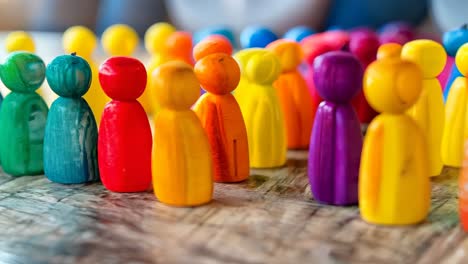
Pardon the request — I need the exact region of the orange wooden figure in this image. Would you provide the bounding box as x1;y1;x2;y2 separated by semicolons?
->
166;31;194;66
193;36;249;182
267;39;314;149
151;61;213;206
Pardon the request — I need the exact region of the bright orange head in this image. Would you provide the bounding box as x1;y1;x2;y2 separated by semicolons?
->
266;39;303;72
193;35;233;62
377;43;402;60
195;53;240;95
166;31;193;65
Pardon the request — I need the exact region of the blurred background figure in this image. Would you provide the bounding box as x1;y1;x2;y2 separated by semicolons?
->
0;0;460;39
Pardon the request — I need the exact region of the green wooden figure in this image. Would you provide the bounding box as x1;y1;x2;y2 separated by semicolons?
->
0;52;48;176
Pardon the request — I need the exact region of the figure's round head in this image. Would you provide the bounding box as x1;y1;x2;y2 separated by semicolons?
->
151;61;200;110
266;39;303;72
377;43;402;59
144;22;176;55
194;53;240;95
313;51;363;103
46;54;92;98
244;50;281;85
283;26;316;42
165;31;193;64
234;48;264;71
193;35;233;62
194;26;236;48
63;26;97;58
101;24;139;56
456;43;468;76
5;31;35;53
99;57;146;101
364;58;422;114
401;39;447;78
442;24;468;57
349;29;379;66
0;52;45;93
240;26;278;49
301;31;349;65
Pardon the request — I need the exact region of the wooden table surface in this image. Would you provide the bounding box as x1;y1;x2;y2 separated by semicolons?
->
0;150;463;264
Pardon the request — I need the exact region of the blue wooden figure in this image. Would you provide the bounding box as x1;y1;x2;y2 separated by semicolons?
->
240;26;278;49
283;26;316;42
442;24;468;101
44;54;99;184
0;52;48;176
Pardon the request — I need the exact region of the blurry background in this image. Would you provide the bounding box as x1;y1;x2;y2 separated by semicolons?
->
0;0;464;37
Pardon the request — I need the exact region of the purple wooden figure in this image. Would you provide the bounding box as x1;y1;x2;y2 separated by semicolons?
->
308;51;363;206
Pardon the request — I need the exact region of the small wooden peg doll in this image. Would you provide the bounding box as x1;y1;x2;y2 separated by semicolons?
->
266;39;314;149
44;54;98;184
376;43;402;60
308;51;363;205
63;26;109;124
98;57;152;192
165;31;194;66
151;61;213;206
442;43;468;167
193;37;249;183
360;58;430;225
233;49;286;168
402;39;446;176
0;52;48;176
240;26;278;49
101;24;139;57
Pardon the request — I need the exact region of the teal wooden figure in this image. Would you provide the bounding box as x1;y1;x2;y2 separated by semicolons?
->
44;54;99;184
0;52;48;176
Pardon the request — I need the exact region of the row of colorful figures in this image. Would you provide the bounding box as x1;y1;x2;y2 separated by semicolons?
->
1;22;468;228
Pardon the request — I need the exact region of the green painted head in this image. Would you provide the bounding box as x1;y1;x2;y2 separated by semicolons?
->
0;51;45;93
46;53;92;98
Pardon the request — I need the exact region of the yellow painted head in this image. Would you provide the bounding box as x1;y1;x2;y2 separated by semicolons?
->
5;31;35;53
101;24;139;56
401;39;447;78
235;49;281;85
266;39;303;72
364;58;422;114
144;22;176;55
456;43;468;77
152;61;200;111
63;26;97;58
376;43;402;60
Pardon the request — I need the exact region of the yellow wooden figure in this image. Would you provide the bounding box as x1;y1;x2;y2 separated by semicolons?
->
234;49;286;168
63;26;109;124
151;61;213;206
441;43;468;167
142;22;176;115
5;31;46;99
401;40;446;176
360;58;430;225
101;24;139;57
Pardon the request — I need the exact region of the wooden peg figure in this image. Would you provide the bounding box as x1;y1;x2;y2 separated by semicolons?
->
101;24;139;57
63;26;109;124
151;61;213;206
402;40;446;176
234;49;286;168
166;31;194;66
267;39;314;149
193;37;249;183
360;58;430;225
442;43;468;167
142;22;176;115
44;54;98;184
376;43;402;60
308;51;363;205
459;141;468;231
98;57;152;192
0;52;48;176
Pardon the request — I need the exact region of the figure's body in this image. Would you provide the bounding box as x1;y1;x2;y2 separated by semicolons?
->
193;37;249;182
267;39;314;149
44;54;98;184
98;57;152;192
402;40;446;175
63;26;109;124
442;43;468;167
0;52;48;176
234;49;286;168
308;51;363;205
143;22;176;115
152;61;213;206
360;58;430;225
349;28;380;124
460;140;468;231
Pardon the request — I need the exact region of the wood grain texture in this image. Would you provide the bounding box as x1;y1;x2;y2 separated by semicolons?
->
0;151;463;264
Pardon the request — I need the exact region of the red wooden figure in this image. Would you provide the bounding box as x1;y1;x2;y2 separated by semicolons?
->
193;37;249;182
98;57;152;192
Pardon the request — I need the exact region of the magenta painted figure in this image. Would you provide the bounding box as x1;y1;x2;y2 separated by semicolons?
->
308;51;363;206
